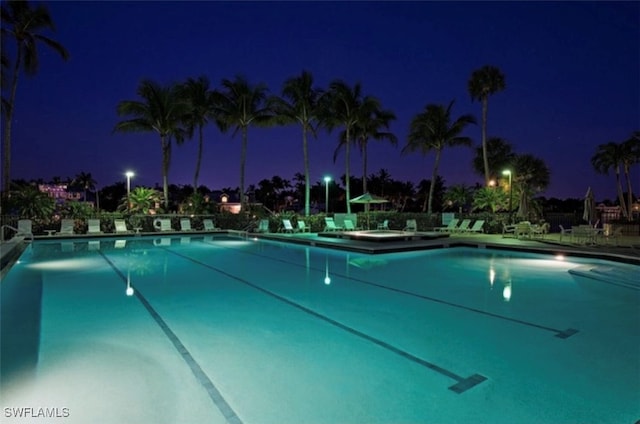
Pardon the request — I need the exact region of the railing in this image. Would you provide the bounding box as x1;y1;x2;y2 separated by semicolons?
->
0;224;34;243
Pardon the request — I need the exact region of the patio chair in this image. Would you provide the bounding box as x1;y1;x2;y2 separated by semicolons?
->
502;223;516;238
114;219;131;234
180;218;194;232
87;219;103;234
403;219;418;232
515;222;532;239
435;218;459;232
203;219;221;231
154;218;172;232
282;219;296;233
60;219;75;235
16;219;33;237
343;219;360;231
297;220;311;233
324;217;343;232
452;219;471;233
465;220;485;234
377;219;389;230
559;225;572;241
256;219;270;233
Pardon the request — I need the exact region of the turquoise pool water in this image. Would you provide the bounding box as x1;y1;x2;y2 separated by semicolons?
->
1;235;638;424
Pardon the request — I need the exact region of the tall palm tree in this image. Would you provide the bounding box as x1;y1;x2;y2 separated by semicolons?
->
271;70;322;216
1;0;69;192
472;136;516;181
214;75;272;209
338;102;397;196
323;80;379;214
402;100;476;214
591;142;628;219
468;65;506;186
620;132;640;219
72;171;97;202
114;79;188;209
179;76;222;190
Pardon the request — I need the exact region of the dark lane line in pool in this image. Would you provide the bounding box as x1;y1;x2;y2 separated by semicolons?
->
162;247;487;394
97;251;244;424
201;240;579;340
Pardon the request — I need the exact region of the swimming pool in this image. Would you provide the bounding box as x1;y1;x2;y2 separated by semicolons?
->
1;235;638;423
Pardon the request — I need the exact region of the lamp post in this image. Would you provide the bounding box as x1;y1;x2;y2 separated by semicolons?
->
502;169;512;223
324;176;331;213
126;171;134;212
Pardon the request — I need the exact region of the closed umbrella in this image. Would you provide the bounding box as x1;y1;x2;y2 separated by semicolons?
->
583;187;596;225
516;190;530;221
349;193;389;229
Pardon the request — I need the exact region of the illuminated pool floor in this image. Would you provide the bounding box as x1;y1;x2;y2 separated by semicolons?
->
1;235;639;423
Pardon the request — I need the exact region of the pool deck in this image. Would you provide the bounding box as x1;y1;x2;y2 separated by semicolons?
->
1;230;639;269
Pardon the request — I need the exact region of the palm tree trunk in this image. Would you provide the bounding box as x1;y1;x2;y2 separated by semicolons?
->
615;166;628;219
161;136;171;209
345;126;351;214
481;96;490;186
428;149;442;214
623;162;634;221
240;126;247;209
2;45;23;193
362;142;369;215
303;126;310;216
193;124;204;189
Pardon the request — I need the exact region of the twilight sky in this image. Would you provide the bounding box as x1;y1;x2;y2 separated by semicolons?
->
7;1;639;201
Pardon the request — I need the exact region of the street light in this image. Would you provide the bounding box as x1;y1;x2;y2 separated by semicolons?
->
126;171;134;212
502;169;512;223
324;176;331;214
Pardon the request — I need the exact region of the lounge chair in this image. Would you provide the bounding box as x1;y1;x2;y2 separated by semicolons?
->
502;223;516;238
87;219;103;234
465;220;485;234
282;219;296;233
297;220;311;233
16;219;33;237
203;219;220;231
343;219;361;231
114;219;131;234
324;217;343;232
559;225;572;241
377;219;389;230
154;218;172;232
515;222;532;239
435;218;459;232
403;219;417;232
60;219;75;235
180;218;193;232
451;219;471;233
256;219;270;233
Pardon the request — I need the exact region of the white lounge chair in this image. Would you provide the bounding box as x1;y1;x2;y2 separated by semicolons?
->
256;219;269;233
435;218;459;232
452;219;471;233
87;219;103;234
60;219;75;235
324;217;343;232
465;220;485;234
154;218;172;232
343;219;360;231
502;223;516;238
297;220;311;233
515;222;532;239
203;219;220;231
16;219;33;237
403;219;417;232
180;218;193;232
114;219;131;234
282;219;295;233
377;219;389;230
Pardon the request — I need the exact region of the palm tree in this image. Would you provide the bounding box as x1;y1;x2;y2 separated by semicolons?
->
114;79;188;209
323;80;379;214
444;184;473;213
271;71;322;216
1;0;70;192
472;137;515;181
512;154;550;221
402;100;476;214
179;76;223;189
119;186;163;214
591;142;628;219
72;171;97;202
620;132;640;219
214;75;272;209
472;186;508;213
468;65;506;186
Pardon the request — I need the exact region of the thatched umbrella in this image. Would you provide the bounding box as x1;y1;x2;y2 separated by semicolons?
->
349;193;389;229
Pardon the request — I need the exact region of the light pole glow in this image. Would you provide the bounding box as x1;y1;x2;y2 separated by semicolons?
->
126;171;134;212
324;176;331;214
502;170;512;223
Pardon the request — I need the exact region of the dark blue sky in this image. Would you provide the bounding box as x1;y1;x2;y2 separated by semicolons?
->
8;1;639;201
